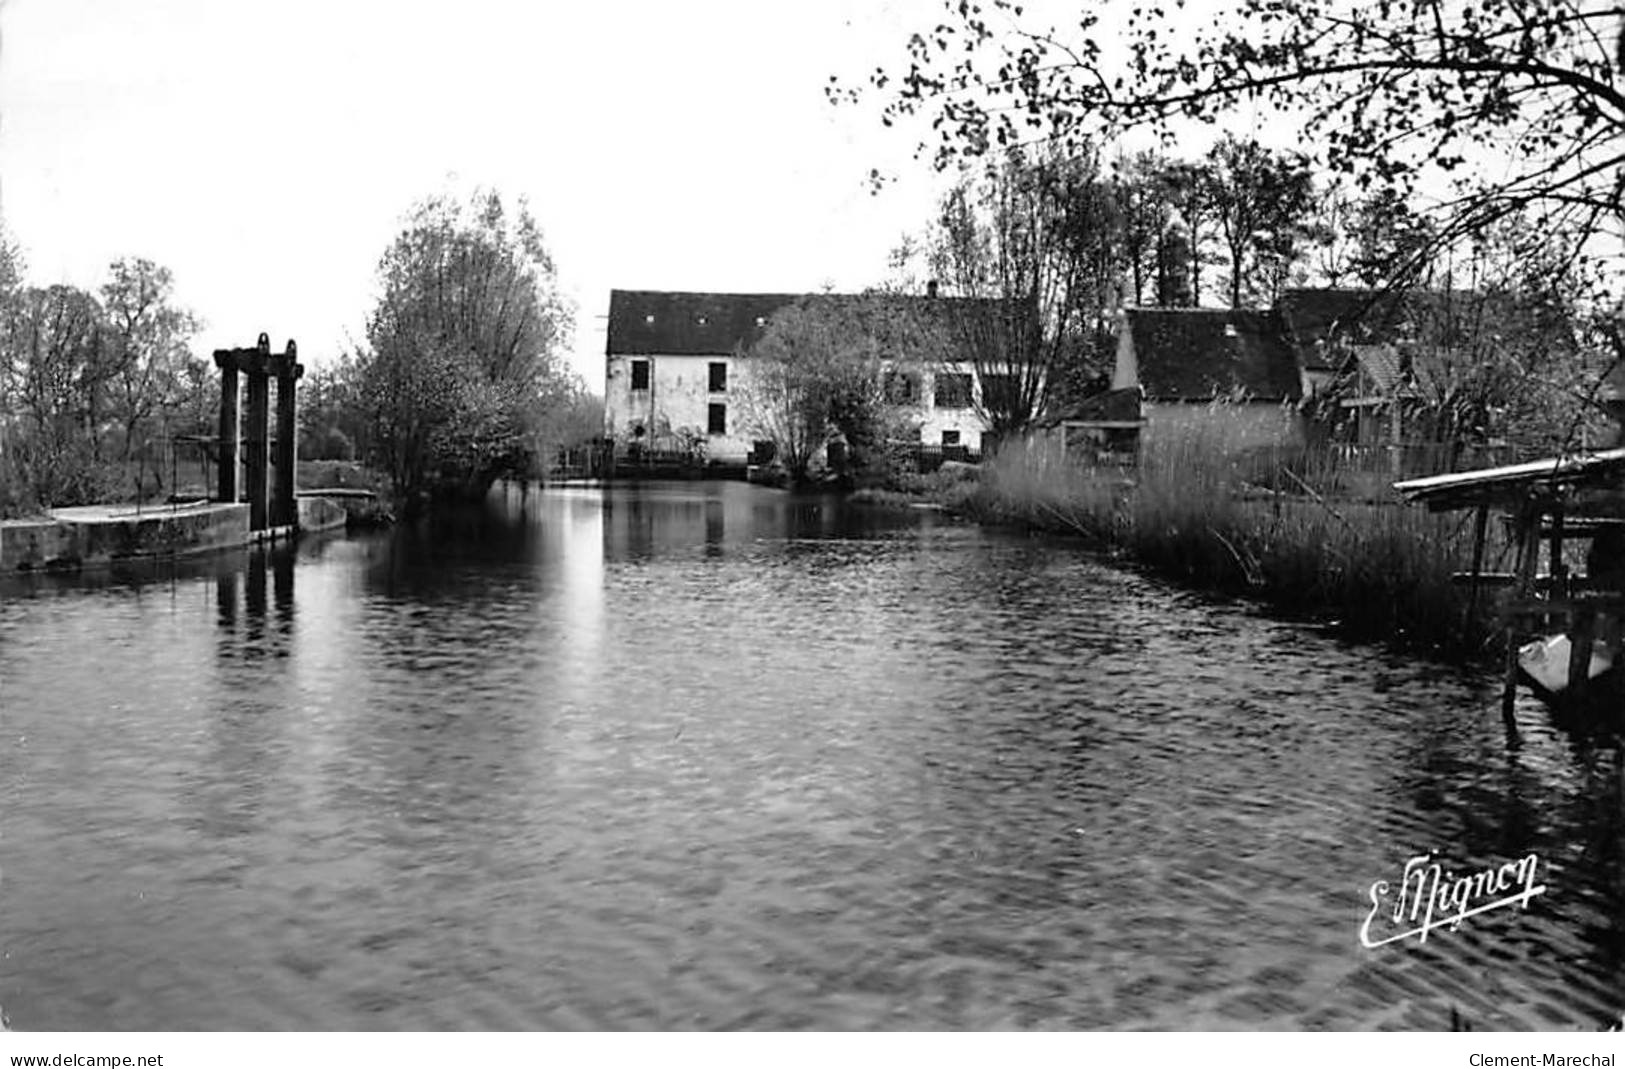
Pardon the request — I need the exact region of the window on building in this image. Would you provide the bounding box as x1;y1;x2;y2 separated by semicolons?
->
941;430;961;447
709;361;727;393
935;372;973;409
708;403;727;436
883;369;921;405
630;359;650;391
980;373;1018;414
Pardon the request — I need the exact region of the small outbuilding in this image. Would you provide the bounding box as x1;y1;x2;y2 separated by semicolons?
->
1111;307;1304;454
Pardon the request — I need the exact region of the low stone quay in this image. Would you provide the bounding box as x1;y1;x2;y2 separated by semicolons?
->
0;496;347;573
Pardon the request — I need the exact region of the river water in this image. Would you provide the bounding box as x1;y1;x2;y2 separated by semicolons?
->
1;481;1621;1030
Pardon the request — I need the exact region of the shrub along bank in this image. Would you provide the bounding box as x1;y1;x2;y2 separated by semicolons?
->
955;429;1505;660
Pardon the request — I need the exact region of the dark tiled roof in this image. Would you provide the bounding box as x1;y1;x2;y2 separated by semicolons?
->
606;291;799;356
1126;308;1301;401
605;289;1016;357
1044;387;1143;426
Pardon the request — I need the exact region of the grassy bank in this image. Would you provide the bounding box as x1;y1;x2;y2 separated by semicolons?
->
850;465;983;512
960;426;1508;660
296;460;391;495
296;460;396;527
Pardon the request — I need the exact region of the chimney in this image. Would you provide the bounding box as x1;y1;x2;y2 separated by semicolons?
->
926;279;939;299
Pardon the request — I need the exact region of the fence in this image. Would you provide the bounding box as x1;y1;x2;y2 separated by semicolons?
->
898;443;982;474
548;439;615;480
1327;441;1516;478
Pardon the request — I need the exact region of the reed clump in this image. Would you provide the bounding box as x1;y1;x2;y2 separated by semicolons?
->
966;416;1499;658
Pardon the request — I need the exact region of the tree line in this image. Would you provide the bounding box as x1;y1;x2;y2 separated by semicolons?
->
0;188;599;519
0;242;214;515
734;126;1617;486
804;0;1625;465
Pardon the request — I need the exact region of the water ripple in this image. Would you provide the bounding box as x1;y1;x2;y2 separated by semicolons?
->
0;482;1619;1030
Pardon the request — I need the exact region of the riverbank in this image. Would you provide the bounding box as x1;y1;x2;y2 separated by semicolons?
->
0;496;349;572
849;465;982;513
861;434;1503;661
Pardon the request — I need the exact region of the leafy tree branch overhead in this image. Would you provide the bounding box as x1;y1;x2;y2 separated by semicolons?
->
833;0;1625;272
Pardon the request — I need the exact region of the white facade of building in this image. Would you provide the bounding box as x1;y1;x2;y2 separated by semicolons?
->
603;290;997;464
604;350;756;462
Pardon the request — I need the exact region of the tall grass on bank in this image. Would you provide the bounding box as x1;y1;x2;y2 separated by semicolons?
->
296;460;391;496
968;420;1504;658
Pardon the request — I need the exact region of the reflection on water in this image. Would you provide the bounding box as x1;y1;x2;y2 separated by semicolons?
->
0;481;1620;1030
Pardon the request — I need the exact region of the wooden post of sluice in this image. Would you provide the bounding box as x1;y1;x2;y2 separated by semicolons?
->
214;334;303;533
272;343;301;529
1501;503;1536;743
245;358;270;532
214;355;240;503
1567;605;1597;699
1467;503;1490;625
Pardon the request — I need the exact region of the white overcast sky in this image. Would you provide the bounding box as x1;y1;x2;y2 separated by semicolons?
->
0;0;971;389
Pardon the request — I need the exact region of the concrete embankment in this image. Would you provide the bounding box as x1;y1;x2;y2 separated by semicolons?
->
0;496;349;572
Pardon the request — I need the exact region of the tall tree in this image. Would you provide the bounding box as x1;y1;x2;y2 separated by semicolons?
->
299;354;367;462
741;294;934;483
359;189;574;503
1203;135;1319;307
100;257;202;461
0;230;21;320
1349;188;1439;288
927;147;1120;438
1159;159;1215;306
1;284;119;504
0;246;210;512
1110;152;1170;306
1302;184;1359;288
740;298;864;483
0;231;26;436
